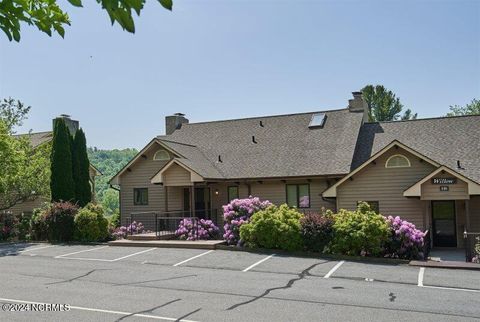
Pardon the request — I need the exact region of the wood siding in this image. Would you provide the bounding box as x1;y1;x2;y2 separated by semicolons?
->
163;164;192;186
470;196;480;232
119;143;169;224
4;197;47;216
337;147;436;229
421;174;469;200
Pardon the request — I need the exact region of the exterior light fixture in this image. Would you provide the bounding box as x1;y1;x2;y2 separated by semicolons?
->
215;189;219;195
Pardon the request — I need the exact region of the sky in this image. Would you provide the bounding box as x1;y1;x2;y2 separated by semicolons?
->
0;0;479;150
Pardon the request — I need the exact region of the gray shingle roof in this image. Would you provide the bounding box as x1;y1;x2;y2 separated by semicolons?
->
352;115;480;183
158;108;365;179
13;131;53;147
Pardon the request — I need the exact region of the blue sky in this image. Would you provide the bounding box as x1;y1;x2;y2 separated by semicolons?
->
0;0;478;149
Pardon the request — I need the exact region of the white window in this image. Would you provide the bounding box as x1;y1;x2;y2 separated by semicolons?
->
153;150;170;161
385;154;411;168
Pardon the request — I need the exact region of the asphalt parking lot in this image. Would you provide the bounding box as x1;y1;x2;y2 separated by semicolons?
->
0;243;479;322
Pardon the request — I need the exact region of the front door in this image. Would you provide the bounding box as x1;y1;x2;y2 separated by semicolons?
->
432;201;457;247
194;187;211;219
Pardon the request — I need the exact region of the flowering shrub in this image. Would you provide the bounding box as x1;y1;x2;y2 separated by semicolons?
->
0;212;19;241
472;237;480;264
240;204;304;251
331;202;389;256
175;218;220;241
383;216;425;259
223;196;272;246
112;221;146;240
300;211;334;253
40;202;78;242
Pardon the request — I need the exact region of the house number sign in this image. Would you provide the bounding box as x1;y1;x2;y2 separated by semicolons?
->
432;178;457;185
440;186;449;192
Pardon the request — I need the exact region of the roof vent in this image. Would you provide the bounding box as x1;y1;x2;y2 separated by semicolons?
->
218;155;223;163
309;113;326;128
259;120;264;127
252;136;257;144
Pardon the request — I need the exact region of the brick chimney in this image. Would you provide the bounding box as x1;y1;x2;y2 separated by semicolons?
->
348;91;369;123
165;113;189;135
53;114;79;136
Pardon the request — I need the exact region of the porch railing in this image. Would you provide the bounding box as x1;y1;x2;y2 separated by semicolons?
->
464;230;480;263
125;209;220;238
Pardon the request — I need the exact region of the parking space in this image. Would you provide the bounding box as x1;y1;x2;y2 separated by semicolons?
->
250;254;339;276
330;261;419;285
422;267;480;290
179;250;273;271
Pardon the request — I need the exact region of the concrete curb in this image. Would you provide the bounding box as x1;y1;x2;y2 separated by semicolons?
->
216;244;410;265
409;260;480;270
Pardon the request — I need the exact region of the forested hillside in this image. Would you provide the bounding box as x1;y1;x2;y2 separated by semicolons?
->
88;147;138;215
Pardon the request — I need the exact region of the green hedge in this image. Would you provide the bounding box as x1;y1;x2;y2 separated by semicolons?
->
74;203;109;242
240;204;303;251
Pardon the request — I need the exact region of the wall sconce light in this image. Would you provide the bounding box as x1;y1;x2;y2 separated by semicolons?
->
214;189;219;195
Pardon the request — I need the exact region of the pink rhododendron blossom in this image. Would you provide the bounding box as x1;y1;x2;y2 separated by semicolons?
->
175;218;219;241
384;215;425;259
222;196;272;246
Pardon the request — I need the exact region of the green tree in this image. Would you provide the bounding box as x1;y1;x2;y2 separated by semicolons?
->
0;100;50;211
101;189;120;216
362;85;417;122
1;0;173;42
72;128;91;207
447;99;480;116
50;119;75;202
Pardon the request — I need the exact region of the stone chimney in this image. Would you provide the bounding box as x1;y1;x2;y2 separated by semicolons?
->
53;114;79;136
348;91;369;122
165;113;189;135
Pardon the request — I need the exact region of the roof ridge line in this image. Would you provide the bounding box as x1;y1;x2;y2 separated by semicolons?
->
157;138;197;147
366;113;480;125
181;107;349;126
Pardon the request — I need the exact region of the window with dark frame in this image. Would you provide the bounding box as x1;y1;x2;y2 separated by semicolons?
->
228;186;239;202
286;184;310;208
357;201;379;213
134;188;148;205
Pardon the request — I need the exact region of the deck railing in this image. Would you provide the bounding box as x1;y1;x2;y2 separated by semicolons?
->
126;209;220;238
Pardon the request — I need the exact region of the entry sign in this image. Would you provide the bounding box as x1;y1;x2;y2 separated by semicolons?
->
440;186;449;192
432;178;457;185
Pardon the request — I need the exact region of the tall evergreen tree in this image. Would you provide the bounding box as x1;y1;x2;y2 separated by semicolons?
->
362;85;417;122
72;128;92;207
50;119;75;202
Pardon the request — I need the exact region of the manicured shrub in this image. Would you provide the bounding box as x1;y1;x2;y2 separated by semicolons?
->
30;206;49;241
331;202;389;256
0;212;19;241
175;218;220;241
74;203;109;242
223;196;272;246
43;201;78;242
383;216;425;259
240;204;304;251
112;221;145;240
109;211;121;229
16;213;33;241
300;212;334;253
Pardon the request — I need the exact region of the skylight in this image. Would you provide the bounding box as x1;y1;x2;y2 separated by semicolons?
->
309;113;326;128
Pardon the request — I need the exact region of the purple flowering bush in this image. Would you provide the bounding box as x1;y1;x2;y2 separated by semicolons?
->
0;212;19;241
112;221;146;240
175;218;220;241
383;216;425;260
223;196;272;246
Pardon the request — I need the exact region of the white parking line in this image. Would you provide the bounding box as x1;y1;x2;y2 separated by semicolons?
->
55;246;109;259
173;250;214;267
19;245;55;253
111;248;156;261
242;254;275;272
0;297;200;322
324;260;345;278
417;267;425;286
420;285;480;293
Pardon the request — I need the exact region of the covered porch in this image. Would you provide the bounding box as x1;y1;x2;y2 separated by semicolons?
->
404;166;480;262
